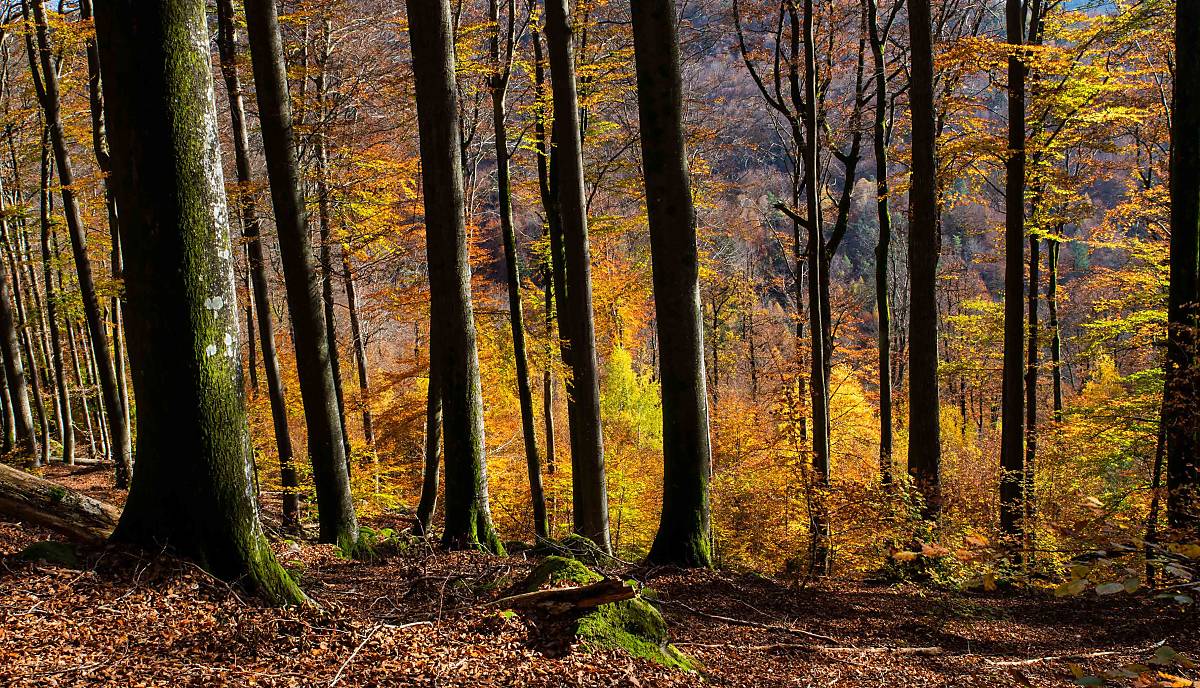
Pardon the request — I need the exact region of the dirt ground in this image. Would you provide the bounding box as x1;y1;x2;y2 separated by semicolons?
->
0;463;1195;687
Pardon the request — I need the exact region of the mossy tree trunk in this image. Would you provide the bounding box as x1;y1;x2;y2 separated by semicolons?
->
216;0;300;532
0;224;36;460
407;0;501;553
93;0;304;605
243;0;358;548
631;0;713;569
544;0;611;554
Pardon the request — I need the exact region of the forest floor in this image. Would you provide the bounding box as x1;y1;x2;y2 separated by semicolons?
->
0;464;1196;687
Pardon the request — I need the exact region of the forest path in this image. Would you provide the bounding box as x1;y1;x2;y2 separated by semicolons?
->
0;464;1194;687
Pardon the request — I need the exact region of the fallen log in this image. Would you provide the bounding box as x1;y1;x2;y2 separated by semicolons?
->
490;578;637;612
0;462;119;543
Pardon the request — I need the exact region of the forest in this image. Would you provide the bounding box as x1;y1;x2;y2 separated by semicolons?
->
0;0;1196;685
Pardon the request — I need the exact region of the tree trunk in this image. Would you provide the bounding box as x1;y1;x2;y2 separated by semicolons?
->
94;0;305;604
244;0;358;548
341;246;374;447
407;0;502;553
216;0;300;532
1048;235;1063;422
867;0;894;486
543;0;611;553
1166;0;1200;529
32;135;71;464
799;0;831;575
313;20;352;464
0;463;119;543
907;0;941;519
79;0;130;435
489;0;548;542
1025;235;1039;531
26;0;132;486
66;320;95;459
1000;0;1027;538
414;349;442;536
0;222;36;459
633;0;713;569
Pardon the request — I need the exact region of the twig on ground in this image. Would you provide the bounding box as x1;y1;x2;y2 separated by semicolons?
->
329;623;383;686
663;599;842;644
677;641;944;655
986;640;1165;667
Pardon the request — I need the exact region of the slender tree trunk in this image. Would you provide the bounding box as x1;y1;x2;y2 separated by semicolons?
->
313;20;352;463
243;248;259;394
1048;235;1063;421
633;0;713;568
1166;0;1200;529
799;0;831;574
216;0;300;532
543;0;611;552
26;0;132;485
1025;235;1039;530
414;350;442;536
0;224;36;460
489;0;548;542
244;0;358;548
340;246;374;447
30;137;71;464
94;0;305;603
66;320;95;459
79;0;130;432
407;0;502;553
867;0;894;486
0;366;12;453
1000;0;1027;538
543;273;556;476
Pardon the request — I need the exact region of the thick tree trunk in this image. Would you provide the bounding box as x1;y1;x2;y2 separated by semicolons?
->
490;0;548;542
244;0;358;549
1000;0;1027;538
907;0;941;519
26;0;131;486
544;0;611;553
867;0;894;486
633;0;714;569
94;0;305;604
1166;0;1200;529
0;463;119;542
407;0;501;553
216;0;300;532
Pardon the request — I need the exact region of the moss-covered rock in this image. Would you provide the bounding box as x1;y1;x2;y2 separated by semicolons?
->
576;597;697;671
20;541;82;569
520;555;603;592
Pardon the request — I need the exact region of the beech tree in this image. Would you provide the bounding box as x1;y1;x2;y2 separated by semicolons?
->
633;0;714;568
244;0;358;548
93;0;304;604
543;0;611;552
216;0;300;531
907;0;941;516
408;0;502;553
1167;0;1200;529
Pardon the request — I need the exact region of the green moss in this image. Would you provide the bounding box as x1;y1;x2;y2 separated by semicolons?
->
20;541;81;569
521;555;603;592
576;597;697;671
554;533;614;567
